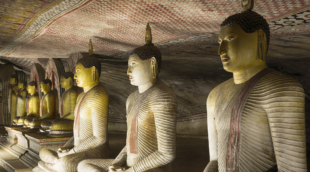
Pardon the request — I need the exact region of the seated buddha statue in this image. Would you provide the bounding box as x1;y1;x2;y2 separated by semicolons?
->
33;40;110;172
203;1;307;172
78;24;178;172
47;72;79;137
21;81;40;128
29;79;58;129
13;81;28;125
8;74;18;125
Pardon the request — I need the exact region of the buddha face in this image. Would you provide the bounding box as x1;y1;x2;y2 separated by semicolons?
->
10;77;17;85
60;76;72;89
127;54;155;86
27;85;36;95
18;83;25;90
74;64;94;88
218;23;260;73
40;82;51;94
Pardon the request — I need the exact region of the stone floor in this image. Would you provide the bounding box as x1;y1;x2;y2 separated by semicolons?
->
1;133;310;172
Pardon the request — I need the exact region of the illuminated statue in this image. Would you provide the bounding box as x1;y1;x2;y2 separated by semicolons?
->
8;74;18;125
22;82;40;127
203;0;307;172
13;81;28;125
29;79;58;129
33;40;110;172
48;72;79;137
78;24;177;172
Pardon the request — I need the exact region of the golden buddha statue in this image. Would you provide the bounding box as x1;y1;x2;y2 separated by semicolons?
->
13;81;28;125
8;74;18;125
78;24;178;172
29;79;58;129
21;81;40;128
48;72;79;137
203;0;307;172
33;40;110;172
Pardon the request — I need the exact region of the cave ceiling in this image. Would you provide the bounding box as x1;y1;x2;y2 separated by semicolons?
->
0;0;310;120
0;0;309;70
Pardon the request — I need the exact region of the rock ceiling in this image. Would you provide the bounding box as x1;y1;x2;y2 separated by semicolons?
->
0;0;309;70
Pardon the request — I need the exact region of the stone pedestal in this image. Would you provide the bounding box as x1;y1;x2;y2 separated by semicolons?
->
0;126;71;169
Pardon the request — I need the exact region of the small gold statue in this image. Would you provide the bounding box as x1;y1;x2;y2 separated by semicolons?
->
203;0;307;172
34;40;110;172
78;24;178;172
13;81;28;125
22;81;40;128
48;72;79;137
8;74;18;125
29;79;58;129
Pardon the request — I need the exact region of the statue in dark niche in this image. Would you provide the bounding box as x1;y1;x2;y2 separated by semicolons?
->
33;40;110;172
8;74;18;125
13;81;28;125
22;81;40;128
204;0;307;172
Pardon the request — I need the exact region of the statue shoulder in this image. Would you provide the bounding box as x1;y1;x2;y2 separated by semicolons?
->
86;84;109;101
259;70;304;91
149;80;177;103
208;78;234;99
126;90;139;105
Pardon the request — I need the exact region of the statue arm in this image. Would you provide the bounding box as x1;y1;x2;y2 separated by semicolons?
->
62;137;74;149
111;146;127;167
41;94;54;119
131;95;177;172
265;83;307;171
204;90;218;172
63;90;77;119
72;91;109;153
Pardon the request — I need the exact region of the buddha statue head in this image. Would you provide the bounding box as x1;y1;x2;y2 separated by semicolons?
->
218;0;269;83
10;74;18;86
27;81;37;95
74;40;101;90
40;79;52;95
18;81;27;91
127;23;161;91
61;72;74;91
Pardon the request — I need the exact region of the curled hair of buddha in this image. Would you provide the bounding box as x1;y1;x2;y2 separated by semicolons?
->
130;23;162;73
130;44;162;73
19;81;27;87
77;39;101;77
42;79;52;86
221;10;270;53
10;74;18;82
28;81;37;88
63;72;74;79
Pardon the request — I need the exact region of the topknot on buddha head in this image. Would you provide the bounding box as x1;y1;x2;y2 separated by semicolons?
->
76;40;101;77
220;10;270;52
130;23;162;73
